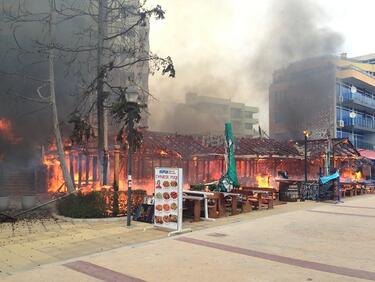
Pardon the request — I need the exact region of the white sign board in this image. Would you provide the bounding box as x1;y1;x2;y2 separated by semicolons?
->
154;167;183;231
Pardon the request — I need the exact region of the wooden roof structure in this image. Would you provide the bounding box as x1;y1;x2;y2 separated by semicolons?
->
136;132;301;159
293;138;360;159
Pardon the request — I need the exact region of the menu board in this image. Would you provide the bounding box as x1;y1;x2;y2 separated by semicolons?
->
154;168;183;231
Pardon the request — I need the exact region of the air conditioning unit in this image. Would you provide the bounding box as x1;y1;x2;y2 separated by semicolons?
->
338;95;344;103
337;120;344;128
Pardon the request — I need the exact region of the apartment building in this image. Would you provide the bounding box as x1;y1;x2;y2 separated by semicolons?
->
183;93;259;136
269;54;375;150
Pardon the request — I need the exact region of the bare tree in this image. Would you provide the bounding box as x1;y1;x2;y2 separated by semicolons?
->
0;0;75;192
53;0;175;185
0;0;175;191
48;0;75;192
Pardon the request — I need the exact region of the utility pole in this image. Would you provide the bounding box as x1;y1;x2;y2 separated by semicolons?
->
127;127;133;227
97;0;109;185
303;130;309;186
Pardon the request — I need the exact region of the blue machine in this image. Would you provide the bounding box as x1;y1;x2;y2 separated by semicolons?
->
319;171;341;202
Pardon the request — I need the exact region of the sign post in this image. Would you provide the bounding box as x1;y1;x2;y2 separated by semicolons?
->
154;167;190;236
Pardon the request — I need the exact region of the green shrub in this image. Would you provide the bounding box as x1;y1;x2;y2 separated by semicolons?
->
57;192;108;218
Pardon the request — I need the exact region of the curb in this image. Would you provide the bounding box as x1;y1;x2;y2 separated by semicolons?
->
52;213;129;223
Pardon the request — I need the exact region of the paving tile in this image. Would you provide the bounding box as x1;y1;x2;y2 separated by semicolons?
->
2;244;58;265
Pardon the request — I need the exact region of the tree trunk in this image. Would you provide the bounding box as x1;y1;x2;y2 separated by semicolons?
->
97;0;109;185
49;0;75;193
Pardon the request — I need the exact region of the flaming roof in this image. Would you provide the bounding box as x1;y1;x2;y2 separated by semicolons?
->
293;138;359;159
137;131;301;159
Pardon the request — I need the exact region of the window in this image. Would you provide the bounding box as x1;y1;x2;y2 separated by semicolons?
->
244;111;252;119
231;108;241;119
245;123;252;130
232;121;242;130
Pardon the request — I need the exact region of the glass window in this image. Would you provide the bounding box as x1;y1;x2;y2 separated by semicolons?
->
231;108;241;119
244;111;252;119
245;123;252;130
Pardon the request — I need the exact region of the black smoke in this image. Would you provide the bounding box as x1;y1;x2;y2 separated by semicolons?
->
0;0;91;163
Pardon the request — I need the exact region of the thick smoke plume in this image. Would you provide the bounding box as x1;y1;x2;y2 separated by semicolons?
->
0;0;88;163
249;0;344;90
149;0;344;134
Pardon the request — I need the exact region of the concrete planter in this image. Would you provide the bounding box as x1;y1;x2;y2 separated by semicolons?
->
0;196;10;211
21;195;37;210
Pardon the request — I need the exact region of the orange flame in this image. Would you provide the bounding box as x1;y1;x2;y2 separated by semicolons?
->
159;149;168;157
0;118;22;144
354;171;362;181
340;169;363;182
256;174;270;188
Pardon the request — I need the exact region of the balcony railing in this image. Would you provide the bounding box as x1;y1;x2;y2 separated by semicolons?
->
336;129;375;150
340;92;375;108
353;93;375;108
356;140;375;150
343;117;375;130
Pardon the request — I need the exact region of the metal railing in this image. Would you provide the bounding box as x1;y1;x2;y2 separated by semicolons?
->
340;92;375;108
343;117;375;130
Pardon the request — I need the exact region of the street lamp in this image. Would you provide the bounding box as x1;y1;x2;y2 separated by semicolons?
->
303;130;311;186
125;85;139;227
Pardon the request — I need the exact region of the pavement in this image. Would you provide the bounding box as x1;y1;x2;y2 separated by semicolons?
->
1;195;375;281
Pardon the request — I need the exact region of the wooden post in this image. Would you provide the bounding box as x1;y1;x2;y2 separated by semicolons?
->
113;145;120;216
207;160;210;181
93;156;98;182
78;153;83;189
193;200;201;222
195;160;199;182
202;160;206;181
186;160;190;183
69;153;75;187
231;195;238;215
85;154;90;186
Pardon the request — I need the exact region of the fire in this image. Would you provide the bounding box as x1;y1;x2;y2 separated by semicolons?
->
0;118;22;144
340;169;364;182
256;174;270;188
43;143;158;195
354;171;362;181
159;149;168;157
43;154;65;193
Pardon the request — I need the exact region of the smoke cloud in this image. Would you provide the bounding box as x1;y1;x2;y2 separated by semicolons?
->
0;0;89;163
148;0;344;134
0;0;346;161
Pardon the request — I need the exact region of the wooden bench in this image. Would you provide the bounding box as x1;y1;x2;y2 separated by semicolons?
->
234;187;275;211
183;195;203;222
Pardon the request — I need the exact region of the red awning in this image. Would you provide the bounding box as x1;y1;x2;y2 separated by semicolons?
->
358;149;375;160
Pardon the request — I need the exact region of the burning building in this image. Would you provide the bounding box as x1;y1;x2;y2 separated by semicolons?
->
41;131;303;195
293;138;366;182
0;0;150;199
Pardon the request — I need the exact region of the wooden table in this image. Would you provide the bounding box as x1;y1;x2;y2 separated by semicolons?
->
235;187;276;210
220;192;241;216
182;194;203;222
185;191;240;218
183;190;215;221
341;182;358;197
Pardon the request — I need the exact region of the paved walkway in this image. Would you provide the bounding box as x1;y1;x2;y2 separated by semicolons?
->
2;196;375;281
0;200;321;277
